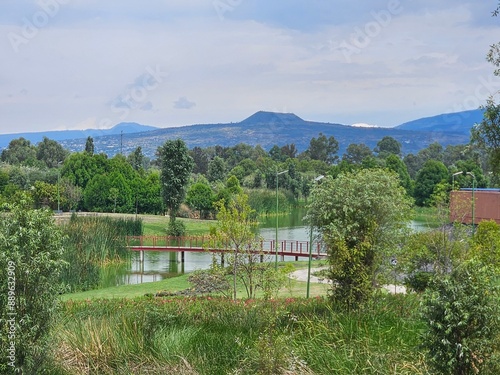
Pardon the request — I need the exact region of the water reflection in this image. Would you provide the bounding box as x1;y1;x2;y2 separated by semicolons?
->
111;206;428;286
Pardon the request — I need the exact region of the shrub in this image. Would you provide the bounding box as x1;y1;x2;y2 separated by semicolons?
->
0;198;66;373
421;259;500;374
167;219;186;237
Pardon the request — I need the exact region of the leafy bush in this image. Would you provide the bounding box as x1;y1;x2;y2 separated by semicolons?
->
166;219;186;236
0;198;66;373
421;259;500;374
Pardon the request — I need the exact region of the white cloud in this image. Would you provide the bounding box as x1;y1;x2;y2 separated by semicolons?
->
0;1;498;133
173;97;196;110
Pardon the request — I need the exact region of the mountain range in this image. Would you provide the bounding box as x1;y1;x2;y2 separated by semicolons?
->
0;109;484;158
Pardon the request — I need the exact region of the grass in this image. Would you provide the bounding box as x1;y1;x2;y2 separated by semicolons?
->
61;260;331;302
49;294;429;374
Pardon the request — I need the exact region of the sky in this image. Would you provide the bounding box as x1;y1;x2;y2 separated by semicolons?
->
1;0;500;134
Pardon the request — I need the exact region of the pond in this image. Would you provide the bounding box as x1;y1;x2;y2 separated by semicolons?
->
103;207;429;287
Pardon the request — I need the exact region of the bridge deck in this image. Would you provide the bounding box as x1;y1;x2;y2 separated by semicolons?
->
126;236;327;259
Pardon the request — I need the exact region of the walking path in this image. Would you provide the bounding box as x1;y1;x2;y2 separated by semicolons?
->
289;267;406;294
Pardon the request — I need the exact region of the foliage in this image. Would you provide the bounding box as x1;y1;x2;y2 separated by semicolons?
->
0;137;39;166
157;139;194;220
305;132;339;164
0;195;66;374
421;259;500;375
375;136;401;157
84;136;94;155
207;155;227;182
209;193;285;300
342;143;373;164
471;98;500;183
414;159;449;206
36;136;69;168
166;219;187;237
308;169;413;309
187;262;231;297
51;294;427;375
471;220;500;271
186;181;214;218
61;215;140;292
385;154;413;196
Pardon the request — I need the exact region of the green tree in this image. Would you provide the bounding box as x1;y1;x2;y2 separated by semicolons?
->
385;154;413;195
0;195;66;373
374;136;401;157
308;169;412;309
127;146;148;172
36;136;69;168
85;136;94;155
157;139;194;221
414;159;449;206
207;156;227;182
186;182;214;218
0;137;38;166
421;259;500;375
211;193;284;300
471;98;500;182
471;220;500;272
305;133;339;164
342;143;373;164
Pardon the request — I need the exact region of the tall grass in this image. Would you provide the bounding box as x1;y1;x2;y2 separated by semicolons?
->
60;215;143;292
49;295;430;374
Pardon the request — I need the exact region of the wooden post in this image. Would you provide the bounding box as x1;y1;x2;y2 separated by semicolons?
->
181;251;185;263
221;253;225;267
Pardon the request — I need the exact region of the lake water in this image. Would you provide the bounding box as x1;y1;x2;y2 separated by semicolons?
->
106;208;428;287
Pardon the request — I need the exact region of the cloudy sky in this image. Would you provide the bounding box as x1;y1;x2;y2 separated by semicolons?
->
1;0;500;134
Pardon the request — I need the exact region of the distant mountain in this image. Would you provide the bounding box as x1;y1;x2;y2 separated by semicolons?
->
0;122;157;150
56;111;471;158
395;109;484;135
2;110;480;158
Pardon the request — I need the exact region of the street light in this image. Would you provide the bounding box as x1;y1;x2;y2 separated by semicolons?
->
275;170;287;270
57;161;62;213
307;175;324;298
466;172;476;234
452;171;463;190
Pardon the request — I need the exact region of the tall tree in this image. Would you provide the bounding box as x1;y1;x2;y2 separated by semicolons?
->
471;98;500;182
414;159;449;206
84;136;94;155
308;169;412;309
374;136;401;157
36;137;69;168
207;156;227;182
0;195;66;373
306;133;339;164
157;139;194;221
0;137;38;166
342;143;373;164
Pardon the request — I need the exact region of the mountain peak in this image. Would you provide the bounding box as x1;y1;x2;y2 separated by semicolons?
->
239;111;306;126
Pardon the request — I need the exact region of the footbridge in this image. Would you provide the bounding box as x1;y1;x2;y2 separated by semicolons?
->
125;235;327;262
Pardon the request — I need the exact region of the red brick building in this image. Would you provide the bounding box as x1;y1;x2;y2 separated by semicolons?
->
450;189;500;225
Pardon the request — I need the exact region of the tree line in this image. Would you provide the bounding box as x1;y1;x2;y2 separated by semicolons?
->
0;122;497;218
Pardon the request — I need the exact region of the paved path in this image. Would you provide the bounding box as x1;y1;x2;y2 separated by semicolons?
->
289;267;407;294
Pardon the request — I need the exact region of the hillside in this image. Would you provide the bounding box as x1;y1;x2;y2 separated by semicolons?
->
0;122;158;150
58;111;471;158
1;110;481;158
395;109;484;135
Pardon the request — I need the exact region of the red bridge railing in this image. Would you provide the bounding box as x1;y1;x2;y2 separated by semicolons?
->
125;235;327;258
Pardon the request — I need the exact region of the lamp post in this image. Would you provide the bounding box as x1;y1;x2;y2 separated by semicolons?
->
452;171;463;190
275;170;287;270
57;161;62;213
466;172;476;234
306;175;324;298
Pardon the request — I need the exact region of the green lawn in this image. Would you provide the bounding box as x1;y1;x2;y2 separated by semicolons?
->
61;260;330;302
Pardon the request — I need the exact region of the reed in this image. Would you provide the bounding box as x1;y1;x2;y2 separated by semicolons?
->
49;295;430;374
60;215;142;292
